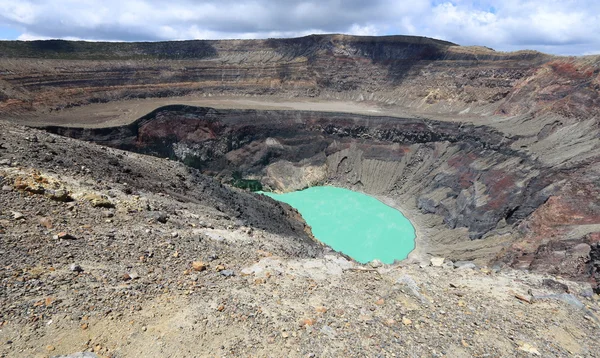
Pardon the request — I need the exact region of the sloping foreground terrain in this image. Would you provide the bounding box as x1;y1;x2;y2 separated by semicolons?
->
0;34;599;356
0;120;599;357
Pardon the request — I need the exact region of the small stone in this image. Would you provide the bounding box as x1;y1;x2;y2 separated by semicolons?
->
47;189;72;202
81;322;89;330
402;317;412;325
121;273;132;281
315;306;328;313
454;261;477;270
384;319;396;327
254;278;265;284
1;185;11;191
142;326;147;332
128;272;139;280
358;314;373;322
192;261;207;272
148;212;168;223
11;211;24;220
90;197;115;208
281;332;290;338
518;343;540;355
215;264;226;272
70;264;84;273
300;318;316;327
514;293;532;304
172;251;179;258
46;345;55;351
375;298;385;306
45;297;55;307
217;305;225;312
171;232;179;238
0;159;10;166
220;269;235;277
39;217;53;229
430;257;445;267
56;232;77;240
369;259;383;268
320;325;335;338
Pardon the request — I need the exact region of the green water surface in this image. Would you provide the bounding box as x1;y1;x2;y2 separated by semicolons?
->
261;186;415;264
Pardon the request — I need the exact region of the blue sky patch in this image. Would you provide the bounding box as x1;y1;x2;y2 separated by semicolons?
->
0;26;21;40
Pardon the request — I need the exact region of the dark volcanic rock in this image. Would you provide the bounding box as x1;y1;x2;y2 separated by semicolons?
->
590;242;600;293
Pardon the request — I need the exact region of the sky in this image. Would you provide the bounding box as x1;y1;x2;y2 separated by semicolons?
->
0;0;598;56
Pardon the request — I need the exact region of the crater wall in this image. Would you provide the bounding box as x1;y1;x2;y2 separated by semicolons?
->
42;105;600;290
3;34;599;122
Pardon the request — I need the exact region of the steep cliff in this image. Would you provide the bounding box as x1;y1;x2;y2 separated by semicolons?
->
0;34;558;118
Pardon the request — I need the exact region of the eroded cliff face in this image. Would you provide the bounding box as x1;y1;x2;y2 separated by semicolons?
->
0;34;583;119
41;105;600;291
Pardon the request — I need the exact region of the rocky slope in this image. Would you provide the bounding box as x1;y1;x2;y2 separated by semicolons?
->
1;120;599;358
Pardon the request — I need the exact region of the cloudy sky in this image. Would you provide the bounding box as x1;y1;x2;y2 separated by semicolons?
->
0;0;598;55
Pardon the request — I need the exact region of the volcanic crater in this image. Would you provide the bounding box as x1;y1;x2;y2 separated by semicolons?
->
1;34;600;357
2;34;599;285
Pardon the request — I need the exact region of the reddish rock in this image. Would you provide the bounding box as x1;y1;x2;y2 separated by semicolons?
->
192;261;207;272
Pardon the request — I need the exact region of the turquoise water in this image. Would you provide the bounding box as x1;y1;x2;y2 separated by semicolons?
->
261;186;415;264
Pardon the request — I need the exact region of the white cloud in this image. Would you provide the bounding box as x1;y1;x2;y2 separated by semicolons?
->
16;33;53;41
348;24;381;37
1;0;600;55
